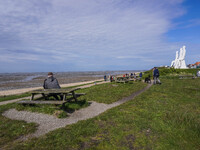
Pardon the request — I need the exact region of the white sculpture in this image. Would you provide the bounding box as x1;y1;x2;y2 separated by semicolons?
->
171;51;179;67
179;46;187;68
171;46;187;69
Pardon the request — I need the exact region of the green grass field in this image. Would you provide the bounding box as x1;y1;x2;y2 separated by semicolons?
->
0;93;31;102
78;82;147;104
0;70;199;149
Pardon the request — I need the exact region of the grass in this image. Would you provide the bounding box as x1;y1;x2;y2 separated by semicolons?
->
0;70;200;149
2;81;146;118
14;99;90;118
142;67;199;79
77;81;147;104
0;103;37;148
62;80;103;89
0;93;31;102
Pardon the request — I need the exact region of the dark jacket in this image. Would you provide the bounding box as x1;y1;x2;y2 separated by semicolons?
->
43;76;61;89
153;69;159;77
139;72;143;77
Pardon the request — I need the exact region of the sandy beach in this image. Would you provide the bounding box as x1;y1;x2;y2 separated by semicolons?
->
0;79;103;96
0;71;140;96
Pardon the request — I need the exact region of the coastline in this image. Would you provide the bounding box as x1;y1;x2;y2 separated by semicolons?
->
0;79;104;96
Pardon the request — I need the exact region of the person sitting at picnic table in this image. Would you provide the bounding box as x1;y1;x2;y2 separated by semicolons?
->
153;67;161;85
133;73;136;79
130;73;133;77
43;72;63;100
110;75;114;82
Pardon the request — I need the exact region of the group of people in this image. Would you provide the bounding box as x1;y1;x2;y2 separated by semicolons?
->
43;68;199;100
104;75;114;82
45;67;200;100
104;72;143;82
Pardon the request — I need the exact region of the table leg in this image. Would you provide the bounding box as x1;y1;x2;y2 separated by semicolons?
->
63;94;66;101
72;91;77;101
30;94;35;101
42;93;47;100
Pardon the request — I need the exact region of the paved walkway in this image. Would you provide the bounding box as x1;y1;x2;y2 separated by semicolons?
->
2;83;152;141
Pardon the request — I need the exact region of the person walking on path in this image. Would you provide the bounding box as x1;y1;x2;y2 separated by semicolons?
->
43;72;63;100
153;67;161;85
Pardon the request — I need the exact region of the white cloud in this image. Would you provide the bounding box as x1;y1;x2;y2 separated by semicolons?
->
0;0;187;71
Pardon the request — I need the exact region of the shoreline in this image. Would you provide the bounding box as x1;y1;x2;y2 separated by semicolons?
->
0;79;104;96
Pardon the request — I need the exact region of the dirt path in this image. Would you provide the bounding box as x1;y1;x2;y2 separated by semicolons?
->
0;81;108;106
2;83;152;140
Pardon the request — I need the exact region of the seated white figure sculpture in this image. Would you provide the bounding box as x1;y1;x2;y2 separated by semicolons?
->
171;51;179;67
179;46;187;68
171;46;187;69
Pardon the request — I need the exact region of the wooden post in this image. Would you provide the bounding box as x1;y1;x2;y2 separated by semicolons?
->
42;93;48;100
72;91;77;102
30;94;35;101
63;94;66;101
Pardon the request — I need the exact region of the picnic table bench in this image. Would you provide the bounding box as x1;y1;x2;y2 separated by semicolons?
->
115;76;140;83
18;88;85;105
179;75;195;79
115;77;129;84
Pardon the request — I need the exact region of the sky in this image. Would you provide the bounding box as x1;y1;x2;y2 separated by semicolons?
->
0;0;200;73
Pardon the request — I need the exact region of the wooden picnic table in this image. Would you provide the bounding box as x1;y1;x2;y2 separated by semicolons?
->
29;88;81;101
116;77;129;81
17;88;85;106
179;75;195;79
115;76;140;83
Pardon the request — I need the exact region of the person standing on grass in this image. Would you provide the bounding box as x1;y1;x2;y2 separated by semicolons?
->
133;73;137;79
139;72;143;79
110;75;113;82
104;75;107;81
153;67;161;85
43;72;63;100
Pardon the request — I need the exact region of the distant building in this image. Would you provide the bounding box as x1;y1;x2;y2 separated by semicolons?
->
187;62;200;68
195;62;200;68
187;64;193;68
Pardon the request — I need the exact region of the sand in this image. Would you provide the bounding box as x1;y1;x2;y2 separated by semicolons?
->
0;79;104;96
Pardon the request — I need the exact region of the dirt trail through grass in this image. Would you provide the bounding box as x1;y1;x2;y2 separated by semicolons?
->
2;83;152;140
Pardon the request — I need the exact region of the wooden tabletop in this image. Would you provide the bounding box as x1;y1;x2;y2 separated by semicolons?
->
29;88;80;94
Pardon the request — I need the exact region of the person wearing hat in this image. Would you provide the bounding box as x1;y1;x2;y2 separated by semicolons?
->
43;72;63;100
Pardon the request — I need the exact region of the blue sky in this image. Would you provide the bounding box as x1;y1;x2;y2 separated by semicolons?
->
0;0;200;73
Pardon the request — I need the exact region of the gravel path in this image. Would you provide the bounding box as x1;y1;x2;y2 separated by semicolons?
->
2;83;152;140
0;81;107;106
